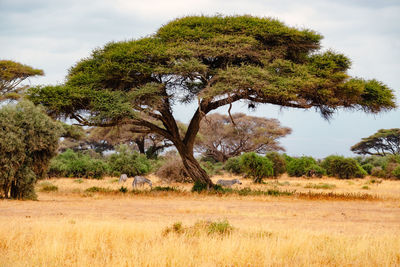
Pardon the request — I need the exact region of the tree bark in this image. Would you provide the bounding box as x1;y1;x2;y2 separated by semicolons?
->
174;139;214;188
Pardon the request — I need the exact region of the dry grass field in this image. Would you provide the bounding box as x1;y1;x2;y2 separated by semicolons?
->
1;174;400;266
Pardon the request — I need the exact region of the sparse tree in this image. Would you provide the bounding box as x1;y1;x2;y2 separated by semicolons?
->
0;60;43;101
0;101;63;199
196;113;291;162
351;129;400;156
28;15;396;187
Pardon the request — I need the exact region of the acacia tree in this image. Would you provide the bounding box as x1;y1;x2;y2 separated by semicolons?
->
196;113;291;162
28;15;396;187
351;128;400;156
0;60;43;101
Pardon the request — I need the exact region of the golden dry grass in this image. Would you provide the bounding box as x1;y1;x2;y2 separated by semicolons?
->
1;175;400;266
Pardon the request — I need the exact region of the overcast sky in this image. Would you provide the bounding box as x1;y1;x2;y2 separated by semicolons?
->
1;0;399;158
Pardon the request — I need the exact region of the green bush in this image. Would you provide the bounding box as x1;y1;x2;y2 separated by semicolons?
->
223;157;242;174
0;101;63;199
286;156;316;177
392;165;400;179
265;152;286;177
240;152;274;183
39;182;58;192
49;149;109;178
201;161;223;176
305;164;326;178
321;155;366;179
107;145;151;176
361;163;374;174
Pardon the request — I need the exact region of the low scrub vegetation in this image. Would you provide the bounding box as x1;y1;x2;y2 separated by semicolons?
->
322;156;366;179
163;220;234;236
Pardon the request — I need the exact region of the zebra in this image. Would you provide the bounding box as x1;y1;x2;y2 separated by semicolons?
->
216;179;242;188
132;176;153;189
119;174;128;183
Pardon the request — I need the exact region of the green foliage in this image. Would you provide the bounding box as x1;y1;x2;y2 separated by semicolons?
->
265;152;286;177
351;128;400;156
240;152;274;183
305;164;326;178
27;15;396;185
200;161;223;176
49;149;109;178
392;166;400;179
286;156;316;177
0;60;44;101
151;186;180;192
107;145;152;176
38;182;58;192
119;186;128;193
223;157;242;174
84;186;112;193
0;101;63;199
361;163;374;174
163;220;234;236
321;155;367;179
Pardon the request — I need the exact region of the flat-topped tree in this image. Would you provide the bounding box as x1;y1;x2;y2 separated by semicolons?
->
28;15;396;187
351;129;400;156
0;60;43;101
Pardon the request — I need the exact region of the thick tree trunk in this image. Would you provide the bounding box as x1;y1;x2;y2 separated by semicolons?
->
134;137;146;154
174;141;214;188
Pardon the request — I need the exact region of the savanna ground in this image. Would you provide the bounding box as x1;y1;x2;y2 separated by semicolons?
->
1;174;400;266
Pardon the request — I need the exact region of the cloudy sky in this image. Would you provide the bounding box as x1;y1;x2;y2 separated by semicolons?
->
1;0;399;158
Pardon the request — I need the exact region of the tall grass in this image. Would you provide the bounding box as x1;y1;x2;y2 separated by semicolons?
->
0;219;398;266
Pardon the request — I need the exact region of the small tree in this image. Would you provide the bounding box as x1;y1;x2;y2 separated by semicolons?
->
265;152;287;177
286;156;317;177
321;155;366;179
196;113;291;162
240;152;274;183
351;129;400;156
0;60;43;101
0;101;63;199
28;15;396;187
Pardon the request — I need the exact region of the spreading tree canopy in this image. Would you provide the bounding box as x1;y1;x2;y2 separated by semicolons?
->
196;113;291;162
0;60;43;101
351;128;400;156
28;15;396;187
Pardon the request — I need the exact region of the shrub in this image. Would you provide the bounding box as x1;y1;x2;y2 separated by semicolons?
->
84;186;112;193
119;186;128;193
265;152;286;177
163;220;234;236
155;157;191;183
223;157;242;174
0;101;63;199
191;181;223;192
305;164;326;178
386;163;400;178
49;149;109;178
286;156;316;177
371;166;386;178
361;163;374;174
151;186;180;192
321;155;366;179
201;161;223;176
38;182;58;192
240;152;274;183
392;165;400;179
108;145;151;177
